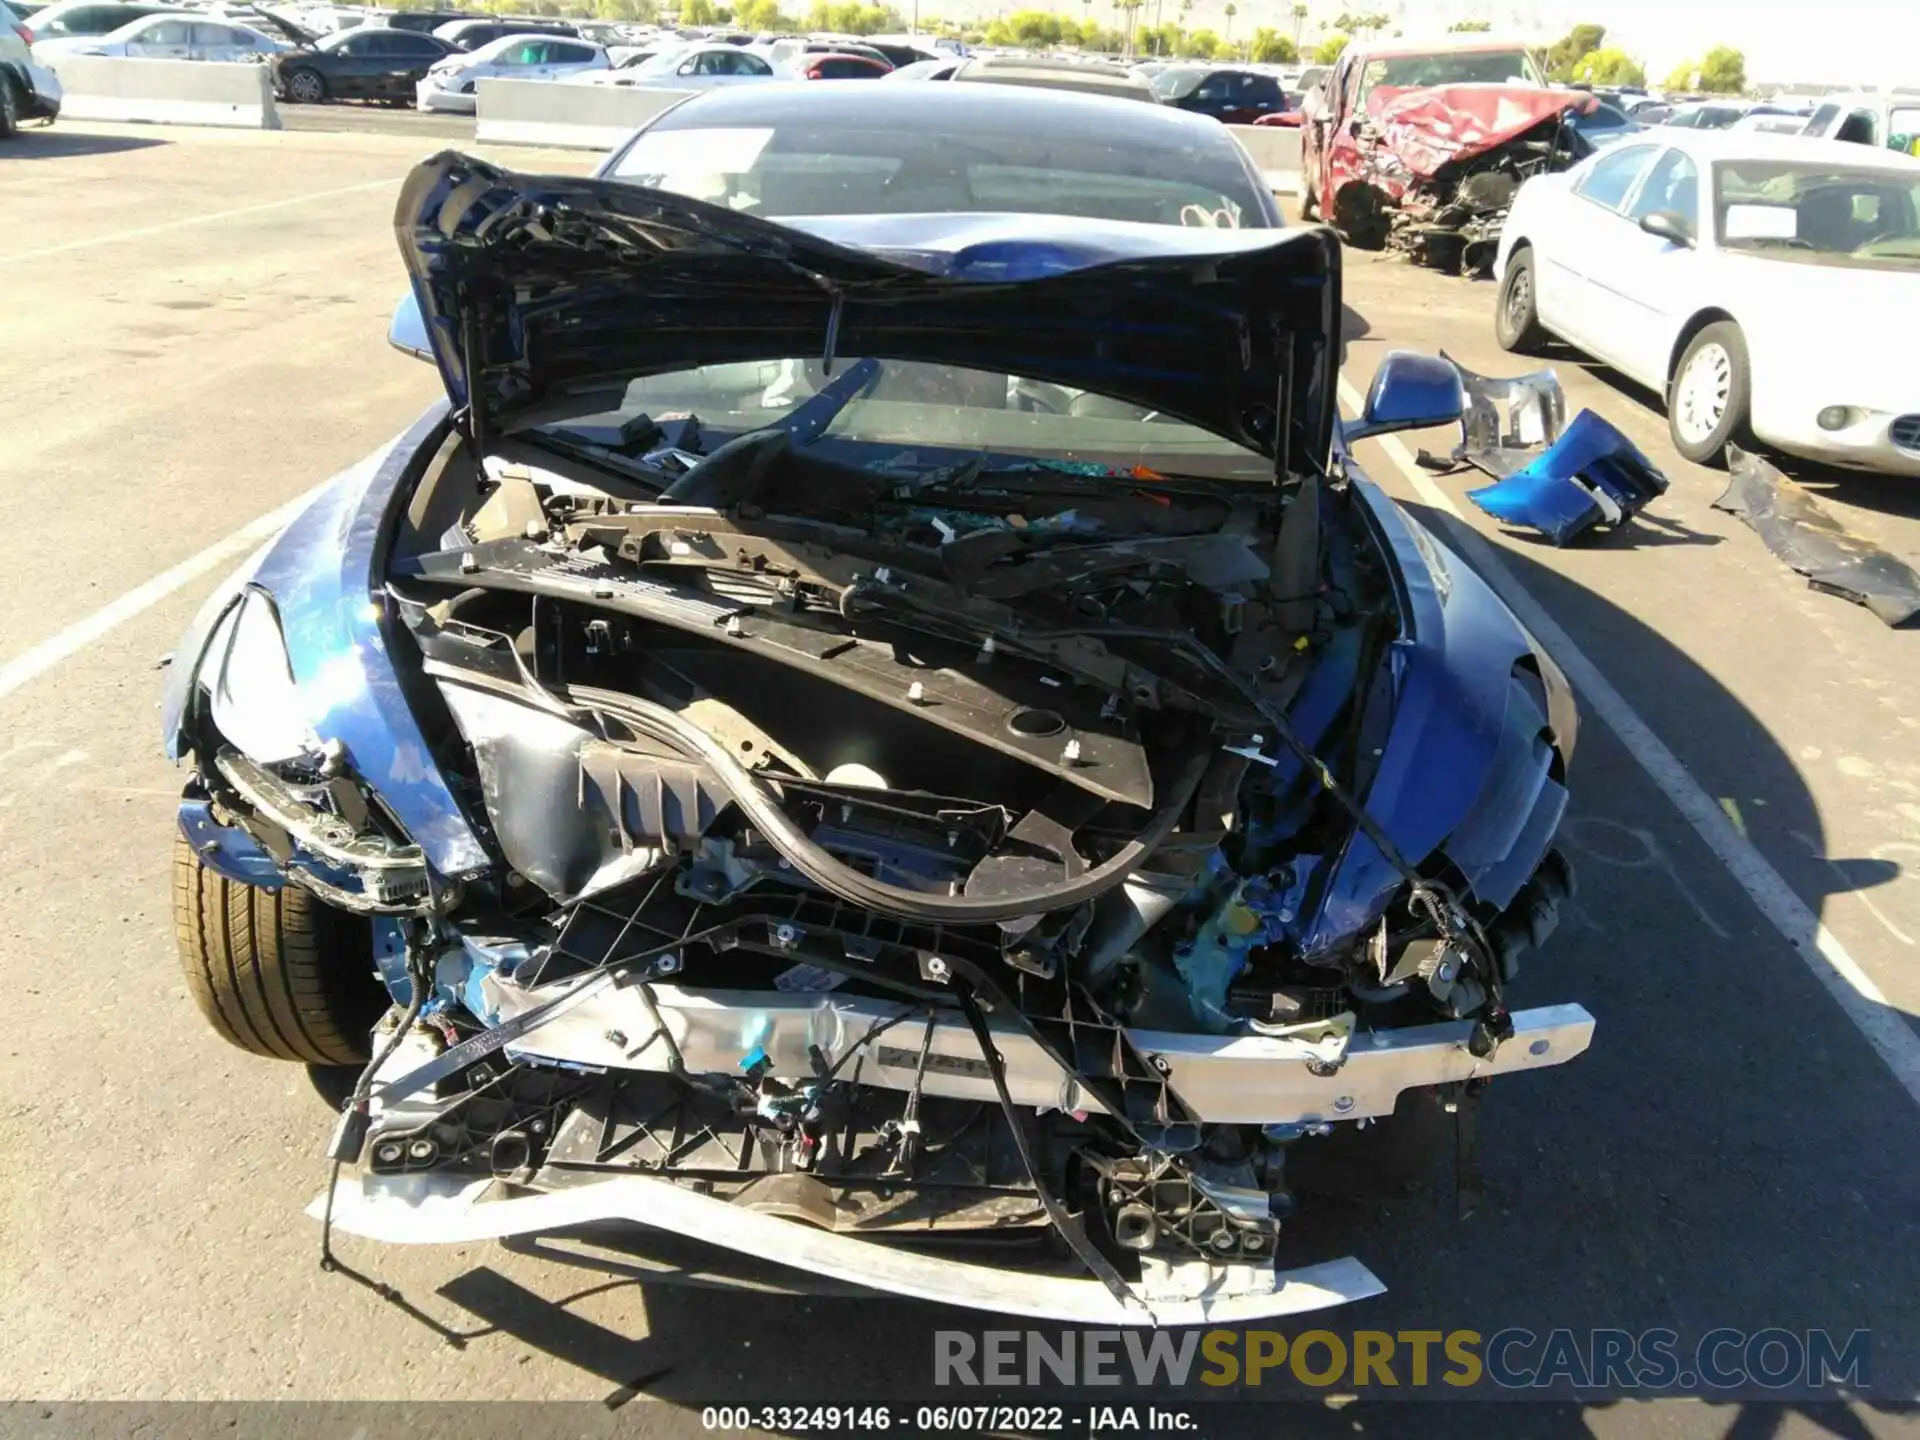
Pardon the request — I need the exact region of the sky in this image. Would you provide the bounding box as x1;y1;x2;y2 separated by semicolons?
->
1023;0;1920;88
1491;0;1920;87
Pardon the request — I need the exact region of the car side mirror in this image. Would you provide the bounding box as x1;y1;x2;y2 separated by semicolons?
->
387;292;433;362
1639;210;1694;247
1343;350;1465;443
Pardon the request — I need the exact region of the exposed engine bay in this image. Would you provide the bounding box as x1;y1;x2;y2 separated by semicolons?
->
166;169;1592;1318
179;373;1580;1310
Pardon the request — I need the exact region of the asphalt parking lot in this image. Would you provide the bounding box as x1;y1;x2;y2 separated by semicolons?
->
2;118;1918;1434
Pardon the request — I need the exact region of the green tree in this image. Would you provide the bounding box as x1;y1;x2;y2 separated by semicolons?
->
1543;22;1605;81
1311;30;1347;63
731;0;791;27
1247;26;1295;62
1330;9;1385;34
1178;25;1221;56
1290;1;1306;42
1663;58;1695;90
1698;44;1746;93
680;0;717;22
1222;1;1235;46
1572;46;1644;86
1446;18;1490;31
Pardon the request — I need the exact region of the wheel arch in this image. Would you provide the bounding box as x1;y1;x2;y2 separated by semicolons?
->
1667;308;1739;383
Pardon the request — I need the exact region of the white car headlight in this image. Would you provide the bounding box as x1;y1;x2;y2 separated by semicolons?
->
198;588;321;766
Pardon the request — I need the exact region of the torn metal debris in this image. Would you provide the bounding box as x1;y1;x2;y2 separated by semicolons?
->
1714;448;1920;627
1449;353;1567;479
1466;410;1670;545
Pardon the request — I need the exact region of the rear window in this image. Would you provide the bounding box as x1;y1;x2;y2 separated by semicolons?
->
611;114;1265;227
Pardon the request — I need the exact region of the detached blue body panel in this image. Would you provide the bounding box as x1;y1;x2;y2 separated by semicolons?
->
1467;409;1670;545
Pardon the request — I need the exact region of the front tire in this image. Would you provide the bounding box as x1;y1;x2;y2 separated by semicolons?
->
1495;246;1549;354
172;834;384;1064
1668;321;1752;466
283;68;326;104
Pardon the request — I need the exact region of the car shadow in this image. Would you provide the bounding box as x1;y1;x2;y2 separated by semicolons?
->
5;126;169;158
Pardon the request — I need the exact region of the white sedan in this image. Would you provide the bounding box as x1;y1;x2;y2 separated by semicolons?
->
35;13;290;62
417;32;608;112
1494;131;1920;474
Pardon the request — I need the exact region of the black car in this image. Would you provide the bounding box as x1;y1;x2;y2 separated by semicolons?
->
433;17;575;50
273;27;453;104
381;9;468;33
1149;65;1290;124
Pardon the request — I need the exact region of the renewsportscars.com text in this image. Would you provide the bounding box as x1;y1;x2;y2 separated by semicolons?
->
934;1327;1870;1394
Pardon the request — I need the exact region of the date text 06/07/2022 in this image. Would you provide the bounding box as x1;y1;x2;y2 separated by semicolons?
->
700;1405;1198;1432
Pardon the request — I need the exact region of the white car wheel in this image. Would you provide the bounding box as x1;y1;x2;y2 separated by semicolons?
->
1673;342;1731;445
1666;321;1752;467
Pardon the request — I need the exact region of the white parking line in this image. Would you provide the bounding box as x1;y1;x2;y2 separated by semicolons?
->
0;179;400;265
0;486;322;703
1339;376;1920;1109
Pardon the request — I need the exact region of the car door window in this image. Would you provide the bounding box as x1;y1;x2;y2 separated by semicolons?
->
143;19;192;44
1627;149;1700;235
1835;109;1877;145
549;41;591;63
1573;144;1658;213
1891;107;1920;156
731;50;770;75
690;48;728;73
499;39;543;66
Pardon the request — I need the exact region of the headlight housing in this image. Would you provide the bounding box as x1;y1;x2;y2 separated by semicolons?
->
197;588;321;766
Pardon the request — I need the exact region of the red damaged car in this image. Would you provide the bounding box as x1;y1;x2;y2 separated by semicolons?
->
1300;36;1639;271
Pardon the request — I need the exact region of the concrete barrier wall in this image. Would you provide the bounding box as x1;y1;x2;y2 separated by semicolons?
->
1227;124;1303;197
475;78;695;151
46;55;279;129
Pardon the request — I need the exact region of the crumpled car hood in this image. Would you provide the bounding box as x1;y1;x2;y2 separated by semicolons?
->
392;151;1341;472
1367;84;1596;178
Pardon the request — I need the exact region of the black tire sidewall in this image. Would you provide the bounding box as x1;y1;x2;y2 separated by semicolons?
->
1669;322;1751;465
0;72;20;138
1496;248;1541;352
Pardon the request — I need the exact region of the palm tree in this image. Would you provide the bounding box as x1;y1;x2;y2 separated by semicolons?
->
1290;1;1307;43
1222;0;1236;47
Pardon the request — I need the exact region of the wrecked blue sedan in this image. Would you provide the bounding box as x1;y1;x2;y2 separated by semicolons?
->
162;86;1592;1326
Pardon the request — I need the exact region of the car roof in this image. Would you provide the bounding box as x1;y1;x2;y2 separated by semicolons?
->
1345;33;1537;61
954;55;1155;97
464;29;597;57
647;78;1230;142
1631;128;1920;172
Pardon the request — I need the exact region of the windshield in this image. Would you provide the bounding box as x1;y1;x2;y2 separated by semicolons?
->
610;116;1264;227
1150;67;1206;99
1714;159;1920;268
536;359;1271;481
1359;47;1538;104
628;46;688;75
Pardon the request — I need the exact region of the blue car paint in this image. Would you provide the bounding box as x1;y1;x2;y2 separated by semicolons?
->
1291;475;1559;958
169;204;1565;996
1467;409;1670;545
178;799;286;889
162;405;490;880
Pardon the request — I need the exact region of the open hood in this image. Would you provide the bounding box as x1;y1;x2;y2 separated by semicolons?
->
392;151;1342;474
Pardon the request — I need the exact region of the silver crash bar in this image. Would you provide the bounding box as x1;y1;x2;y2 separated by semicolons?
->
308;1171;1388;1326
485;975;1595;1126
